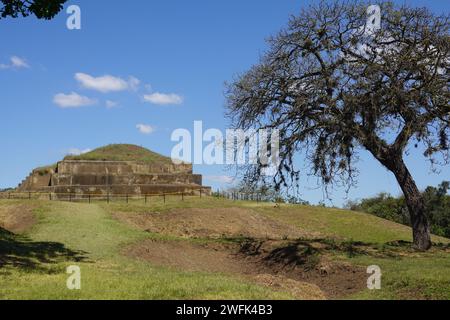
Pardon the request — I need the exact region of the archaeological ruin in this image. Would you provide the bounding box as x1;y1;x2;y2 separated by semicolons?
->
17;144;210;198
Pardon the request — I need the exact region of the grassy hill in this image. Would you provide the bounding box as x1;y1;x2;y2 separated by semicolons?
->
64;144;173;164
0;197;448;300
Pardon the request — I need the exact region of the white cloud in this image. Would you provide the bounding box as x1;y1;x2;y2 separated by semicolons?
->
105;100;119;108
75;73;140;93
10;56;29;68
143;92;183;105
136;124;155;134
53;92;97;108
67;148;92;156
128;76;141;91
0;56;29;69
204;175;234;184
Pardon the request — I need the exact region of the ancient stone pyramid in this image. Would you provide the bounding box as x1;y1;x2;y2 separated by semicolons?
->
17;144;210;197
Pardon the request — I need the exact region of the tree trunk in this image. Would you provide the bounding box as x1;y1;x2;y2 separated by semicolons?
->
386;157;432;250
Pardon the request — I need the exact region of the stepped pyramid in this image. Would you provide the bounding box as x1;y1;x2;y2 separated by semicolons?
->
17;144;210;197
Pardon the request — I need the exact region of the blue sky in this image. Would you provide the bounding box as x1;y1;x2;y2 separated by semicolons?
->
0;0;448;205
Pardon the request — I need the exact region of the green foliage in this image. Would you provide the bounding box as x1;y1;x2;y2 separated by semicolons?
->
423;182;450;238
358;193;408;225
0;0;67;20
347;181;450;238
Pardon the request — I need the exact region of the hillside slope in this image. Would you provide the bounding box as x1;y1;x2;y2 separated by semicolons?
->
0;197;448;300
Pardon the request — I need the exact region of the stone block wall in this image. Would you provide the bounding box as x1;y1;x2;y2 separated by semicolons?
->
51;173;202;186
17;160;208;196
57;160;193;175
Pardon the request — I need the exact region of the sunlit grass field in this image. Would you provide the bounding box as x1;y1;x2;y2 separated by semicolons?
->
0;197;448;300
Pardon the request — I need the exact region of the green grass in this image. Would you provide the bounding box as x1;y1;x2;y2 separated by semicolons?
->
0;199;291;300
254;204;449;244
253;203;450;299
1;197;449;300
96;197;450;300
348;253;450;300
64;144;173;164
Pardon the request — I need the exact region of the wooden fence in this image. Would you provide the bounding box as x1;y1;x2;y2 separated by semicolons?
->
0;189;272;204
0;188;208;204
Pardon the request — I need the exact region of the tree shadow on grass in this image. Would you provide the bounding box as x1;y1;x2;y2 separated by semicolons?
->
238;237;450;270
220;237;449;299
0;227;88;272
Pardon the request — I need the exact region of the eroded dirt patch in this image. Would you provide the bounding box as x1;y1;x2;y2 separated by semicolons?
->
125;238;365;299
126;240;248;273
239;239;367;299
114;207;316;240
0;203;36;234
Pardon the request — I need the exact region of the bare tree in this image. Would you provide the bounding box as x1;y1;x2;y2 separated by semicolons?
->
226;1;449;250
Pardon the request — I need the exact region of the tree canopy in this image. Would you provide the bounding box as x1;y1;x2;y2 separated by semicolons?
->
0;0;67;20
226;1;449;250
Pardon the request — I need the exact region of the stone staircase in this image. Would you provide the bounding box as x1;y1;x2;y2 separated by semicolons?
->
17;172;33;191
